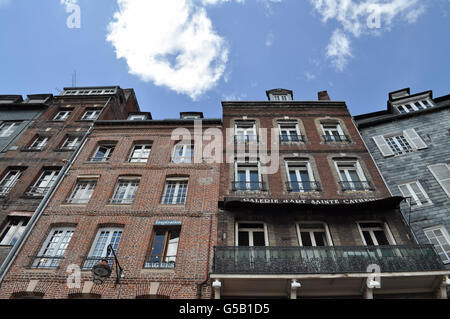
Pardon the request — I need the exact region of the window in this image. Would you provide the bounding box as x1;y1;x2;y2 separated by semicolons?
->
335;159;372;191
286;161;319;192
424;226;450;264
128;115;146;121
129;144;151;163
145;228;180;268
373;129;427;157
385;135;413;155
0;170;22;196
91;144;115;162
0;122;20;137
28;169;60;196
428;163;450;197
83;228;123;269
53;110;71;121
296;223;332;247
111;178;139;204
67;179;97;204
32;227;74;269
278;121;302;142
172;143;193;164
358;222;394;246
396;99;434;114
272;95;289;101
236;223;267;246
26;136;48;151
320;122;347;142
60;136;81;151
235;121;257;143
81;110;101;121
398;181;432;207
0;217;29;246
162;179;188;205
234;162;263;191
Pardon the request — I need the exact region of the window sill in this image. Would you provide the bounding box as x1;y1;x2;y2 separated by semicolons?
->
158;204;186;208
140;268;175;274
61;203;89;207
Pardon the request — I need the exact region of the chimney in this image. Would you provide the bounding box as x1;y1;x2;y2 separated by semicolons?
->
318;91;330;101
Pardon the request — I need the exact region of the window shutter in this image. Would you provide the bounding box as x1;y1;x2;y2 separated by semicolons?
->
410;182;428;204
372;135;394;157
403;129;427;150
428;164;450;197
398;184;412;198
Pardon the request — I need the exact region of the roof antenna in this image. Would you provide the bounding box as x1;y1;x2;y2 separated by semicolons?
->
72;70;77;87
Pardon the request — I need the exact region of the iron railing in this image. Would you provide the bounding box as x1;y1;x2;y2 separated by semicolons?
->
89;156;112;162
339;181;374;191
212;245;444;274
323;135;349;142
26;187;51;197
0;187;13;197
232;181;267;192
280;134;304;143
82;256;114;270
234;135;259;144
161;196;187;205
31;256;65;269
286;181;321;192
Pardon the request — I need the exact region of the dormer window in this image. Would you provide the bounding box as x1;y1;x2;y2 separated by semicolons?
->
272;95;289;101
180;112;203;120
128;115;146;121
266;89;293;101
395;99;434;114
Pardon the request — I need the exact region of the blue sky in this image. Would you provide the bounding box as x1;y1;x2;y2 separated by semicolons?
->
0;0;449;119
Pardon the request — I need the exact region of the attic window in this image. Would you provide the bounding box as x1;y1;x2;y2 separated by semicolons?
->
271;94;290;101
128;115;146;121
396;99;434;114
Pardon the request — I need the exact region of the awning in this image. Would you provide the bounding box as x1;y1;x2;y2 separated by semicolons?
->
219;196;404;211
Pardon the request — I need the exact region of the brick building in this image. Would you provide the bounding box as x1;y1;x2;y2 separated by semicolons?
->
211;89;450;299
0;87;138;269
0;110;222;299
354;88;450;270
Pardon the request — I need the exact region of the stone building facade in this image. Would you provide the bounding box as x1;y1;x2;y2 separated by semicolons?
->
0;87;138;268
211;89;449;299
354;88;450;270
0;111;221;299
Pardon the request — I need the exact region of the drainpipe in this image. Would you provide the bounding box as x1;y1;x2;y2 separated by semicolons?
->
0;118;97;285
197;214;214;299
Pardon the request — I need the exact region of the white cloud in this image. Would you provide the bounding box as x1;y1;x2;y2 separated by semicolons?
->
60;0;78;9
265;32;275;47
305;72;317;81
326;29;352;72
309;0;427;71
107;0;229;100
0;0;11;7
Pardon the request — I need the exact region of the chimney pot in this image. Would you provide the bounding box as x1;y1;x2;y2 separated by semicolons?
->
318;91;330;101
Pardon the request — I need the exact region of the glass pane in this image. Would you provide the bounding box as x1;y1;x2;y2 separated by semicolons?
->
374;231;389;245
252;232;266;247
238;232;249;246
150;231;166;262
301;232;312;246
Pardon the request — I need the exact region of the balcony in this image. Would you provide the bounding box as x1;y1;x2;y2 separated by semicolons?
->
280;134;304;143
323;135;349;143
0;187;13;197
25;187;51;197
234;135;258;144
339;181;374;191
286;181;321;192
232;181;267;192
212;245;444;275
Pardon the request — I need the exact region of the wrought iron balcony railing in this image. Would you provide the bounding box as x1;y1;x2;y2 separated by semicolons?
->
26;187;51;197
89;156;112;162
212;245;444;275
0;187;13;197
161;196;187;205
82;256;114;270
234;135;259;144
286;181;321;192
280;134;304;143
232;181;267;192
323;135;349;143
31;256;65;269
339;181;374;191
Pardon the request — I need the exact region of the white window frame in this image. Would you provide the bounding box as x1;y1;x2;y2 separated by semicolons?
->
357;221;396;246
385;134;413;155
285;161;316;192
320;122;346;142
161;178;189;205
0;170;22;195
398;181;432;207
53;111;71;121
61;136;81;150
428;163;450;198
0;217;29;246
235;222;269;247
424;225;450;264
334;159;369;190
296;222;333;247
234;161;262;191
81;110;101;121
32;227;74;268
110;178;140;204
172;143;193;164
91;144;115;162
235;121;257;143
396;99;434;114
278;121;301;142
28;136;49;150
84;228;123;269
67;179;97;204
128;115;146;121
0;122;20;137
29;170;60;196
129;144;151;163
